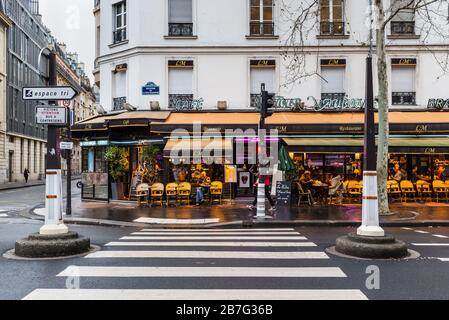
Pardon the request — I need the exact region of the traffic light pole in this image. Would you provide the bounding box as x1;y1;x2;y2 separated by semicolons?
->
256;117;267;218
40;51;68;235
66;110;72;216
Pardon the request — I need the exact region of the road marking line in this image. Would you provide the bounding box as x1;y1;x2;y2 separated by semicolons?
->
23;289;368;301
139;228;296;232
412;243;449;246
0;214;8;218
120;236;308;241
131;231;301;236
57;266;346;278
106;241;317;247
401;227;413;231
85;251;330;259
134;218;220;224
414;230;429;234
433;235;449;239
437;258;449;262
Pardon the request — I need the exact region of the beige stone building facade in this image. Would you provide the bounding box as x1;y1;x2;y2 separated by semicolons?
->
0;11;10;184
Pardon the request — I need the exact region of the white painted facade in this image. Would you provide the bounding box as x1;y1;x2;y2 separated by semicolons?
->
95;0;449;112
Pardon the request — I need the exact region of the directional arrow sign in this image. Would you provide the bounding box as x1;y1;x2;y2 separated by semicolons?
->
22;86;78;101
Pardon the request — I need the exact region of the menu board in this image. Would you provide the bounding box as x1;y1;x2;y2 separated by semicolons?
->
225;165;237;183
276;181;292;207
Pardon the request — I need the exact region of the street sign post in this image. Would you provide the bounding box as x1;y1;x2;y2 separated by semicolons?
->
36;106;67;125
23;86;78;101
60;141;74;150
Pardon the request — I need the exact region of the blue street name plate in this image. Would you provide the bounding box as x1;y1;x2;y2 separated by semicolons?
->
142;82;160;95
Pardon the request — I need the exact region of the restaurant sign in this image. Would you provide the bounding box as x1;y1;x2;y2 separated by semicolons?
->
427;98;449;110
265;96;366;112
172;97;204;111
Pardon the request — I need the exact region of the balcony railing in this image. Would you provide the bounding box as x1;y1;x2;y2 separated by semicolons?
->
250;94;262;109
320;21;345;36
391;21;415;35
168;23;194;37
113;97;127;111
321;93;346;101
169;94;194;110
113;29;127;44
392;92;416;105
249;22;275;36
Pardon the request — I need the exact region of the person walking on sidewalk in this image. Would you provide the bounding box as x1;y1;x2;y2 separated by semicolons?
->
23;169;29;183
248;165;276;212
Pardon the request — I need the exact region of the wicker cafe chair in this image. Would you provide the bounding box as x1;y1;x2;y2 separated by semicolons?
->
296;182;314;206
347;180;362;202
150;183;164;207
166;183;178;207
136;183;150;207
210;181;223;204
387;180;402;203
400;180;416;202
177;182;192;205
416;180;432;202
432;180;448;203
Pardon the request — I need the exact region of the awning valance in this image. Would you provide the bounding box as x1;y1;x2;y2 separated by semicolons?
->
163;138;233;158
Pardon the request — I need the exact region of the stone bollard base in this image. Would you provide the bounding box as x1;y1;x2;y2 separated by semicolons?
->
335;232;408;259
15;231;91;258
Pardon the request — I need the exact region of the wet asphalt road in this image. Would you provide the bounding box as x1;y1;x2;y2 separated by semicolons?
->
0;220;448;300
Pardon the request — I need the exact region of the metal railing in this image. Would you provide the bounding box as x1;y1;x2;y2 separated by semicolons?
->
113;29;127;44
113;97;127;111
391;21;415;35
321;93;346;100
169;94;194;109
249;22;275;36
392;92;416;105
320;21;345;36
250;94;262;109
168;23;194;36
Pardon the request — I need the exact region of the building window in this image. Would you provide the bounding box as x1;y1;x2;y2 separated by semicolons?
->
250;0;274;36
113;1;127;44
391;59;416;105
250;60;276;108
391;0;415;35
168;60;194;109
320;0;345;36
321;59;346;100
168;0;193;36
113;67;127;111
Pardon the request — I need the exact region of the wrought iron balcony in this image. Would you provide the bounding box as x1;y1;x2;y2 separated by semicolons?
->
113;29;127;44
320;21;345;36
250;94;262;109
168;23;194;37
392;92;416;105
169;94;194;110
321;93;346;101
113;97;127;111
249;22;275;36
391;21;415;35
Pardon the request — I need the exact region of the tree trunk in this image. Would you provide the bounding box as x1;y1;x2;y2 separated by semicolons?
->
375;0;391;215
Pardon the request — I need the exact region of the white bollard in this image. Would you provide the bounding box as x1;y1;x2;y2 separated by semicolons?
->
357;171;385;237
40;169;68;235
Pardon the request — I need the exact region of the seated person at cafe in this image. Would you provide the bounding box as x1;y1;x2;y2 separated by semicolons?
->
328;173;344;203
299;171;316;196
196;171;209;206
392;164;405;182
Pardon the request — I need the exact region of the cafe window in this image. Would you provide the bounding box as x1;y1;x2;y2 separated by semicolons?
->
113;1;127;43
168;0;193;36
320;0;345;35
168;61;194;108
250;0;275;36
250;60;276;108
321;60;346;100
391;0;415;35
392;59;416;105
112;67;127;111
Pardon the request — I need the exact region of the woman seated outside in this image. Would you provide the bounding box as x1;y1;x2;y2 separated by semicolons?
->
328;173;344;204
299;171;316;196
195;172;209;206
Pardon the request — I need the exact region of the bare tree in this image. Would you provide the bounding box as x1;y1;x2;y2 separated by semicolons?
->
281;0;449;215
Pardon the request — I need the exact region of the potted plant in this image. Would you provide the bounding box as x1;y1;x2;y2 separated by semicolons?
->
141;145;162;185
105;146;129;200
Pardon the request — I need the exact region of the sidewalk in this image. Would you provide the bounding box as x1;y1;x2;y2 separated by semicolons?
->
0;175;82;192
27;195;449;227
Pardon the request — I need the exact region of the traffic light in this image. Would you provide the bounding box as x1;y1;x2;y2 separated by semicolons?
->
261;90;275;119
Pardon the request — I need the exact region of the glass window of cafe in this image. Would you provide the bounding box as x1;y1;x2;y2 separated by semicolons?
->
388;154;449;182
81;147;108;200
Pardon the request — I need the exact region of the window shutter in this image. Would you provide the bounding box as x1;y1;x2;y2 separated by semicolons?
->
321;67;345;93
250;68;275;93
169;68;193;94
392;66;415;92
114;71;127;98
169;0;193;23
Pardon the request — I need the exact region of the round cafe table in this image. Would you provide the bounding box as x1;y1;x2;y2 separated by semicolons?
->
312;183;329;204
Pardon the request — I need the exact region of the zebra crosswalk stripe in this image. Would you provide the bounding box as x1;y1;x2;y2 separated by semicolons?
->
105;241;318;247
140;228;295;232
120;236;307;240
130;231;300;236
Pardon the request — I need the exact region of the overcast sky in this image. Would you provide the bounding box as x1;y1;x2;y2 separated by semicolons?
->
39;0;95;82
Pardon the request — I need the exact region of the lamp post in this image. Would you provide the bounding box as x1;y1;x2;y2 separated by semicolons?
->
334;0;407;259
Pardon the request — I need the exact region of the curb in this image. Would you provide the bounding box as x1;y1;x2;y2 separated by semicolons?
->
0;182;45;191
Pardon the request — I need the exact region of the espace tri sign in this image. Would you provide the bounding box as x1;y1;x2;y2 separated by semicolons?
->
23;86;78;101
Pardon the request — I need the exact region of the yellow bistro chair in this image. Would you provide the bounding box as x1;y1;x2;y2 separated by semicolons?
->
433;180;448;203
177;182;192;205
387;180;402;202
416;180;432;202
166;183;178;207
400;180;416;202
347;180;362;202
210;181;223;204
150;183;164;207
136;183;149;207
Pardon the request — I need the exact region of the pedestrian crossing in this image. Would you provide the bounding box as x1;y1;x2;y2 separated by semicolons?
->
23;227;368;301
401;227;449;262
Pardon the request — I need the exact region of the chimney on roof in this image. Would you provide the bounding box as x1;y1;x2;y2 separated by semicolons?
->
58;43;67;55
